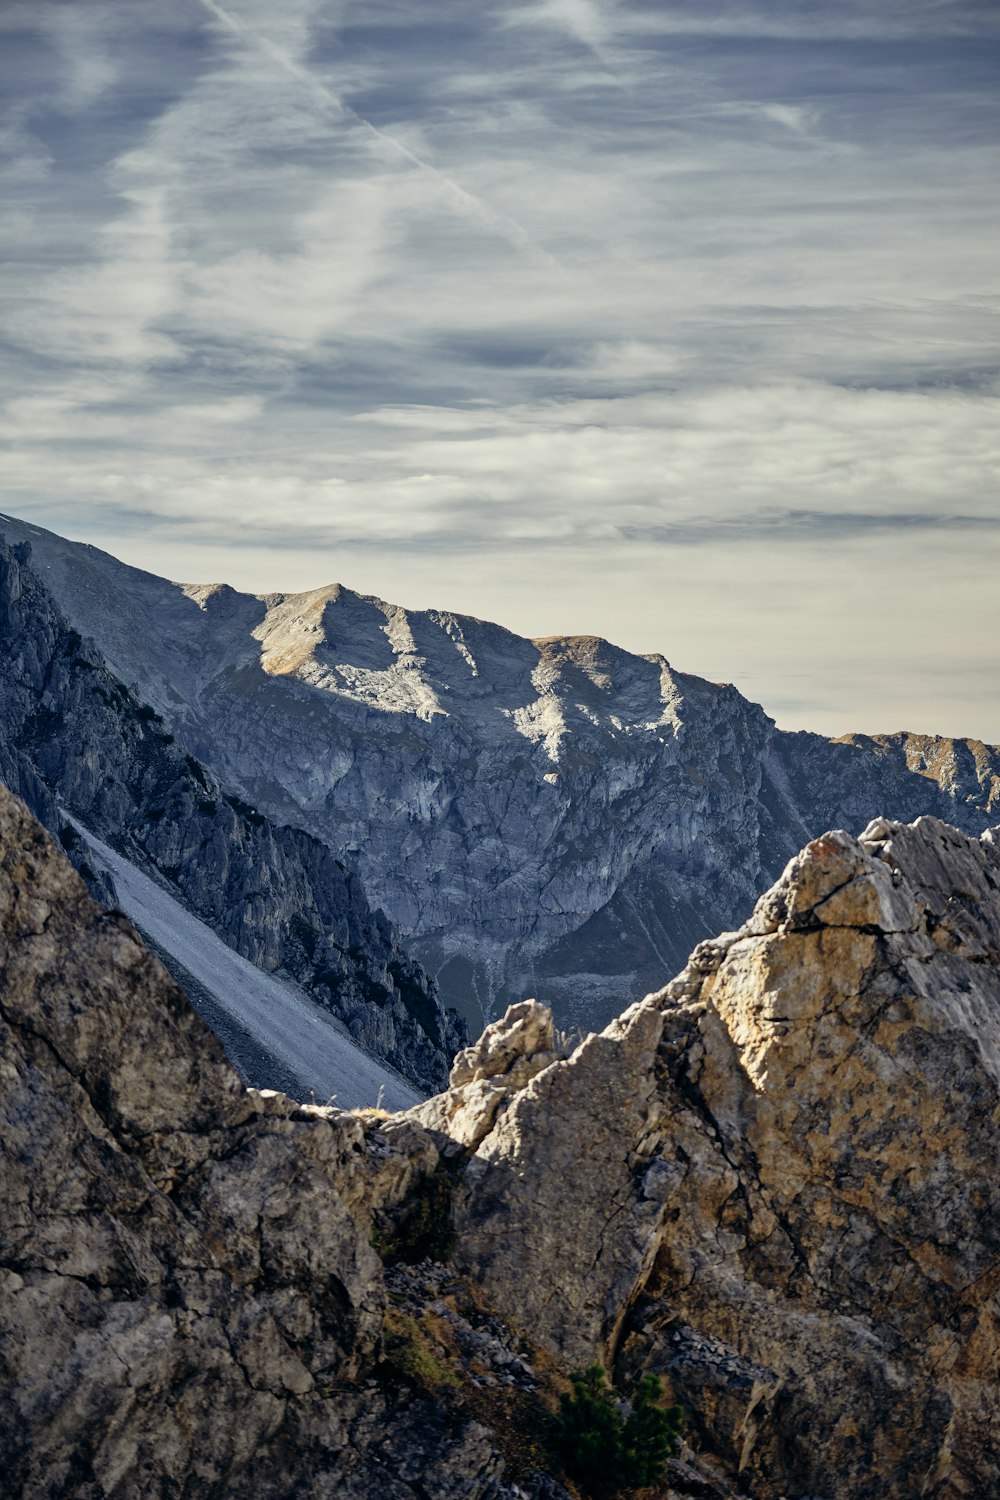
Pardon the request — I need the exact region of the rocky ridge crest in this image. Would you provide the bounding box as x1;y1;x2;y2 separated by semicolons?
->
2;780;999;1497
446;814;1000;1497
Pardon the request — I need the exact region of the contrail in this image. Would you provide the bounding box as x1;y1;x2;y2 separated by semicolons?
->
198;0;348;118
194;0;563;269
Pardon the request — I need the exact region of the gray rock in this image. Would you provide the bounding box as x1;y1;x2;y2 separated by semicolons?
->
4;512;997;1037
0;786;581;1500
412;999;571;1150
0;535;464;1091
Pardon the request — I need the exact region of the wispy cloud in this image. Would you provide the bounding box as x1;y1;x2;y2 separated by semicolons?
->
620;1;1000;42
5;381;997;553
1;0;998;736
503;0;620;68
196;0;560;265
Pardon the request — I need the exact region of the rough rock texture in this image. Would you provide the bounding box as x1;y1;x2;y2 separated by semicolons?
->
5;778;1000;1497
0;792;524;1494
447;815;1000;1498
411;999;573;1151
0;535;464;1090
0;783;723;1500
5;513;997;1034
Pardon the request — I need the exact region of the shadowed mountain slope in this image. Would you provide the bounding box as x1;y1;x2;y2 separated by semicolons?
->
0;533;463;1091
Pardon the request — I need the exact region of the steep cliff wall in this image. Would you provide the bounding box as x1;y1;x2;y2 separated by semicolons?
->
0;786;493;1497
442;815;1000;1498
0;537;463;1090
5;512;996;1035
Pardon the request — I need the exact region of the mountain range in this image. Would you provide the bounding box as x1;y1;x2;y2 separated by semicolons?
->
3;511;997;1038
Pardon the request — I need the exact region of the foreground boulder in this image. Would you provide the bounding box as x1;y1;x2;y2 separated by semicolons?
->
0;785;518;1498
2;776;999;1498
450;817;1000;1498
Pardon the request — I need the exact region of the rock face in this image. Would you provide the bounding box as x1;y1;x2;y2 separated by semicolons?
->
3;780;1000;1497
0;785;499;1497
0;535;464;1091
4;512;997;1034
0;783;696;1500
411;999;574;1151
448;815;1000;1498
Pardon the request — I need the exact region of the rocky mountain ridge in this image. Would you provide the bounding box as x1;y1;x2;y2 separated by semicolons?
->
4;512;996;1034
2;782;999;1497
0;534;463;1091
440;813;1000;1495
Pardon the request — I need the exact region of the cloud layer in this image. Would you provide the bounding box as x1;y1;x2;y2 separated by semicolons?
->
2;0;998;736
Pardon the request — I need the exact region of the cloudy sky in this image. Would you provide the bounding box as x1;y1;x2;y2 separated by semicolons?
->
2;0;999;737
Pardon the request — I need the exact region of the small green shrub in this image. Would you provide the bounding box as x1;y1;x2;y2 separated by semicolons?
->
381;1308;460;1391
185;755;211;791
224;792;266;827
58;823;81;854
621;1374;683;1489
551;1365;681;1498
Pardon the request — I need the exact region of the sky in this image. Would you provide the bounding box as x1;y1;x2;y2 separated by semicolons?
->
1;0;999;738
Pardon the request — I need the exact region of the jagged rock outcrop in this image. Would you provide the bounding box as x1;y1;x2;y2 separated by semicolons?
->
4;778;1000;1497
0;535;464;1090
0;786;477;1495
4;512;997;1035
447;815;1000;1498
0;783;707;1499
411;1000;574;1151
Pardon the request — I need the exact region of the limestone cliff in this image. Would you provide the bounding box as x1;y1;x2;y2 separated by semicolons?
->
3;780;999;1498
445;816;1000;1498
3;512;996;1035
0;536;463;1091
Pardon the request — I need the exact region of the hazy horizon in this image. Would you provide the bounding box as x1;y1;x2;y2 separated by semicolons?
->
2;1;998;739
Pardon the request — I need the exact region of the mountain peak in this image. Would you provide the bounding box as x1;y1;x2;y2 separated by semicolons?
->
2;510;997;1036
